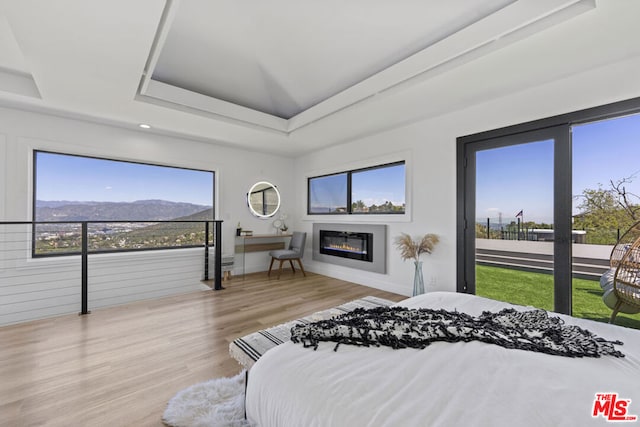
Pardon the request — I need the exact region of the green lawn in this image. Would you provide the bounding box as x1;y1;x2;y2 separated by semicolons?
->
476;265;640;330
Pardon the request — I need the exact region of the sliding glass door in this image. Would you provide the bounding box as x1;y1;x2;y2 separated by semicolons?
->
460;126;572;314
474;138;556;310
571;113;640;327
459;98;640;325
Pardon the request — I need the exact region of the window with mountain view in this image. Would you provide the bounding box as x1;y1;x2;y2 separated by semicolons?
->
308;161;405;214
33;151;215;255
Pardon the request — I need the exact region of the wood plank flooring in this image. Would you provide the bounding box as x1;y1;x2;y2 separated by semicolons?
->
0;272;405;426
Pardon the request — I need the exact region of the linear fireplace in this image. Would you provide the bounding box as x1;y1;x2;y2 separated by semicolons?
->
312;223;386;274
319;230;373;262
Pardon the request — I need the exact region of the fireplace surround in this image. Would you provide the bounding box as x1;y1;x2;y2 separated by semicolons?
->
312;223;386;273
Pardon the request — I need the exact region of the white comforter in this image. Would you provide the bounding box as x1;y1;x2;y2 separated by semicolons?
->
245;292;640;427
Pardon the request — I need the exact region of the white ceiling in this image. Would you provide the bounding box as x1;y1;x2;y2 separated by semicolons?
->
150;0;514;119
0;0;639;156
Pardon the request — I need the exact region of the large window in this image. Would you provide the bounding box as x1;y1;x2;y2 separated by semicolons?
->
33;151;215;255
308;161;405;215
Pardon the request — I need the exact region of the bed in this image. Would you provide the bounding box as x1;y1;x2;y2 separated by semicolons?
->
245;292;640;426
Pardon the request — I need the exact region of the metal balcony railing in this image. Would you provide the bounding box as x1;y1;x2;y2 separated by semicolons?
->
0;220;223;326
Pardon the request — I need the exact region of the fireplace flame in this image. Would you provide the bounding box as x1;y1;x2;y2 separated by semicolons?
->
326;243;365;254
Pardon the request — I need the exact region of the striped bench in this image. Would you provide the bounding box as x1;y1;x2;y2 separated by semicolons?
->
229;296;396;370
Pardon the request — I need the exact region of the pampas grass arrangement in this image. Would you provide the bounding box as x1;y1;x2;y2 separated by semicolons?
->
394;233;439;262
395;233;439;296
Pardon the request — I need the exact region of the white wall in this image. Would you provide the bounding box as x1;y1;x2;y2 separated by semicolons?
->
0;107;295;241
294;53;640;297
0;107;294;325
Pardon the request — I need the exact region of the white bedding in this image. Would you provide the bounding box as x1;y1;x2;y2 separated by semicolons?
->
245;292;640;427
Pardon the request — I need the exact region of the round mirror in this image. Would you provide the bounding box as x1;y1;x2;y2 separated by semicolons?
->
247;181;281;218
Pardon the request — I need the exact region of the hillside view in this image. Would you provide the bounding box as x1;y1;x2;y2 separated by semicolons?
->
36;199;211;221
34;200;214;255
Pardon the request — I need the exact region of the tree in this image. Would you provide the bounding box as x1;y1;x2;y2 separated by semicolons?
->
352;199;366;212
610;175;640;221
574;174;640;244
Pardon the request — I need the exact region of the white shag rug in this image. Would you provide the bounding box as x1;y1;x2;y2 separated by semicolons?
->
163;371;251;427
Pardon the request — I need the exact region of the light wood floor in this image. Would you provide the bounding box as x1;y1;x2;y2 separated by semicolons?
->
0;272;404;426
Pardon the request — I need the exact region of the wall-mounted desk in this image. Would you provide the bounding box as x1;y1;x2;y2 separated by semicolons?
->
234;234;292;276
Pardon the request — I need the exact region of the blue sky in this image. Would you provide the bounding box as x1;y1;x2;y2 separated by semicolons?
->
309;164;406;209
36;152;214;206
352;164;405;206
476;113;640;224
476;140;554;223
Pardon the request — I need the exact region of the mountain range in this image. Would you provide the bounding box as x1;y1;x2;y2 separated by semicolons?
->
35;200;213;221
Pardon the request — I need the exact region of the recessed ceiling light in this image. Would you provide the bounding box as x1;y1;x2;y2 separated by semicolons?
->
138;123;151;129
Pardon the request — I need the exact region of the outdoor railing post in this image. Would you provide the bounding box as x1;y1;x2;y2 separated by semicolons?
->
486;218;490;239
80;222;90;315
214;221;223;290
204;221;210;281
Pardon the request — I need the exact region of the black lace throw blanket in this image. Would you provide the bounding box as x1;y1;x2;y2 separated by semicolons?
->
290;307;625;358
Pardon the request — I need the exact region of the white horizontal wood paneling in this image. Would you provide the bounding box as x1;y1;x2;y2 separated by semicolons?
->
0;247;212;327
0;222;80;326
88;248;207;309
0;269;80;287
0;280;77;296
0;303;81;326
0;285;79;305
0;262;81;324
1;294;80;314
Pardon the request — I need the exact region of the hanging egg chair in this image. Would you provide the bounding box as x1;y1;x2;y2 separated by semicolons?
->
601;221;640;323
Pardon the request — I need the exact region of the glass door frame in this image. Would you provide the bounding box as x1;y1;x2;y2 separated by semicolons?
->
458;125;572;314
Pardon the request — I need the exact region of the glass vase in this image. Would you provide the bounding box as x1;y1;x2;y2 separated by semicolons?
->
413;260;425;296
